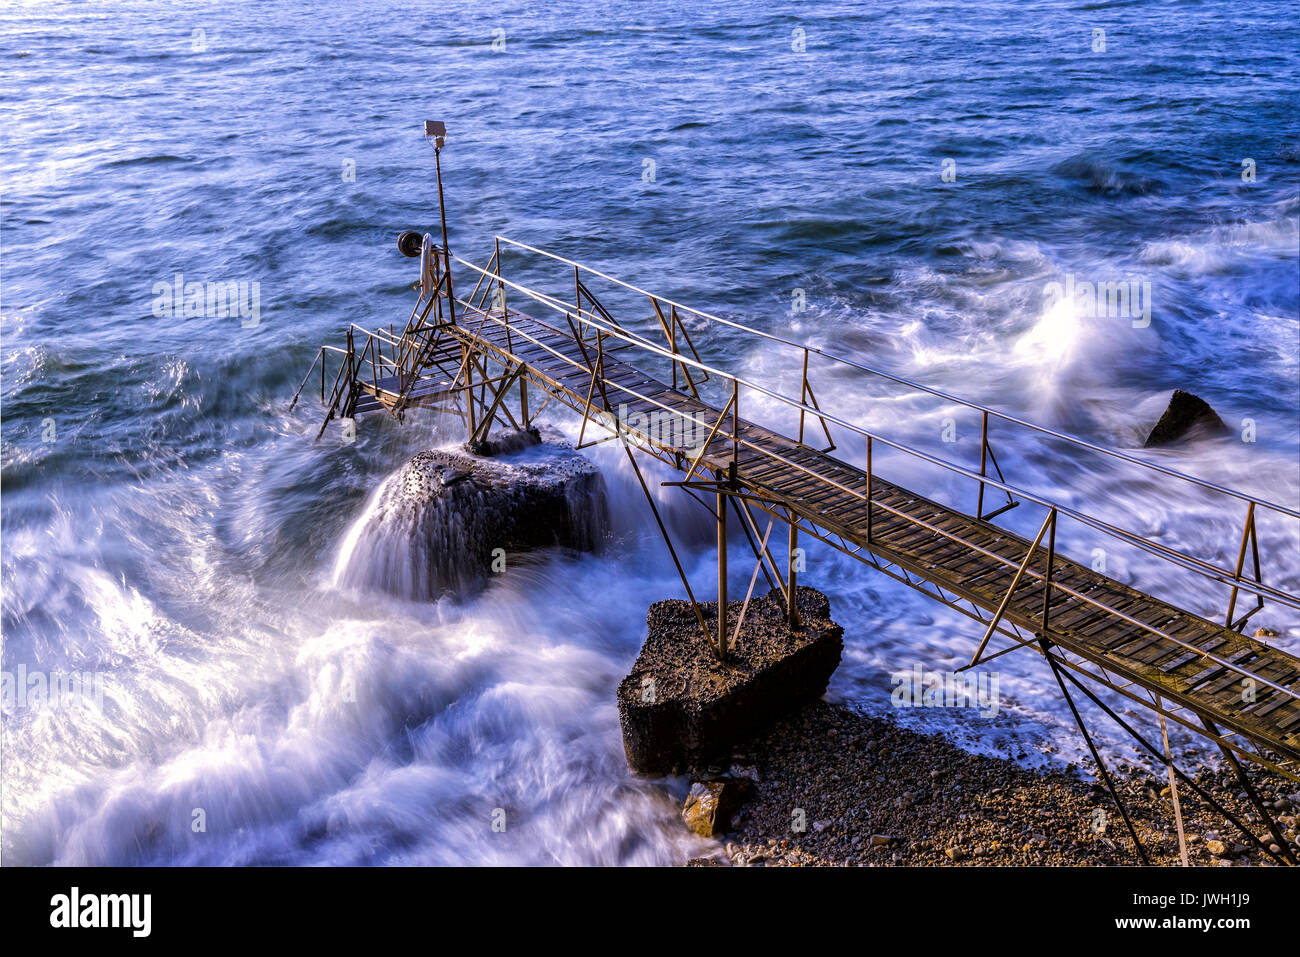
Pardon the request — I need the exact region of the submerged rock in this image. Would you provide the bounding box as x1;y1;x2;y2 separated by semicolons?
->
1143;390;1228;447
617;586;844;776
333;427;608;600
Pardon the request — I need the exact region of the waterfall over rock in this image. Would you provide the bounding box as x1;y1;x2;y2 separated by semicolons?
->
333;428;608;600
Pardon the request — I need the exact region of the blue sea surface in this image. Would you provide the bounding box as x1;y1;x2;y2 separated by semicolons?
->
2;0;1297;864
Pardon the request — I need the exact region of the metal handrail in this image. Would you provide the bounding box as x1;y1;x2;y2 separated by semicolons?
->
447;254;1300;619
493;236;1300;522
439;291;1300;702
443;290;1300;702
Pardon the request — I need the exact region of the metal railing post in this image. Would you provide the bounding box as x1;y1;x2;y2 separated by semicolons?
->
866;435;874;544
1225;501;1255;629
731;378;739;467
1041;508;1057;635
978;409;989;519
787;519;800;629
717;469;728;658
799;348;809;445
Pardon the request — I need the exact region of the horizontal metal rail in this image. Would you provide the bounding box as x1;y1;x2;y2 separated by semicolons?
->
448;254;1300;620
494;236;1300;521
441;293;1300;705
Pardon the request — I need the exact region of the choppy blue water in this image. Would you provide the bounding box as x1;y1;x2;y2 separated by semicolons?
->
2;1;1297;865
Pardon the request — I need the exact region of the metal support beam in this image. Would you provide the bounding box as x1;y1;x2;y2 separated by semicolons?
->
1202;716;1296;865
1039;637;1151;864
717;469;728;658
1053;664;1291;866
787;520;801;629
1157;696;1189;866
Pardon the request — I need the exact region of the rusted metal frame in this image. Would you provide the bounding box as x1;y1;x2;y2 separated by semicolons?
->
740;498;1031;647
650;298;699;398
573;266;585;342
733;498;785;601
866;436;874;544
526;387;556;425
853;485;1300;699
491;238;515;357
787;518;801;628
450;310;711;457
730;516;776;649
677;486;721;522
492;238;1300;523
1052;663;1290;866
1048;658;1296;781
457;280;1300;665
432;144;456;329
969;508;1056;667
977;410;1018;521
575;279;622;330
766;505;1296;776
670;304;709;385
731;379;740;469
336;326;359;420
574;337;604;451
796;349;835;453
1155;696;1190;866
453;303;588;382
460;342;476;437
562;311;600;391
685;393;736;482
620;444;712;644
1225;502;1265;631
1200;715;1296;865
957;631;1041;671
1041;508;1058;635
800;377;836;453
465;247;497;311
397;272;448;377
438;366;518;428
452;261;1295;607
716;469;729;659
469;361;527;447
398;274;441;345
1039;637;1151;864
468;351;522;434
316;349;352;438
798;348;809;446
290;347;325;411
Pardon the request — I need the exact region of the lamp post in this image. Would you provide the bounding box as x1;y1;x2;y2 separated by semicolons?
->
425;121;456;326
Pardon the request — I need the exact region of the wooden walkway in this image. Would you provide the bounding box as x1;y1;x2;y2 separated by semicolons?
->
363;302;1300;770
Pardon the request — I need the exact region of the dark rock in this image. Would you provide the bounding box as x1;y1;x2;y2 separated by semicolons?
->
684;857;725;867
1143;390;1228;447
617;586;844;775
333;427;607;600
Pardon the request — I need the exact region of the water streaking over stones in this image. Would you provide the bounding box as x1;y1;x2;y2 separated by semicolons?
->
333;427;608;601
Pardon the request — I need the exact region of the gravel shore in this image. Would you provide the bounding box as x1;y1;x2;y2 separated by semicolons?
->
689;701;1299;866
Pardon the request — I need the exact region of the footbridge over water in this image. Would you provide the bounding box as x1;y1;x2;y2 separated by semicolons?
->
293;138;1300;866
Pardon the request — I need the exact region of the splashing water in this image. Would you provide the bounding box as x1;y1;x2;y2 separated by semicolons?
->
3;0;1296;865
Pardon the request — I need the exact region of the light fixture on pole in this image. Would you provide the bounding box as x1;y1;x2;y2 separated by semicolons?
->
424;121;455;325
